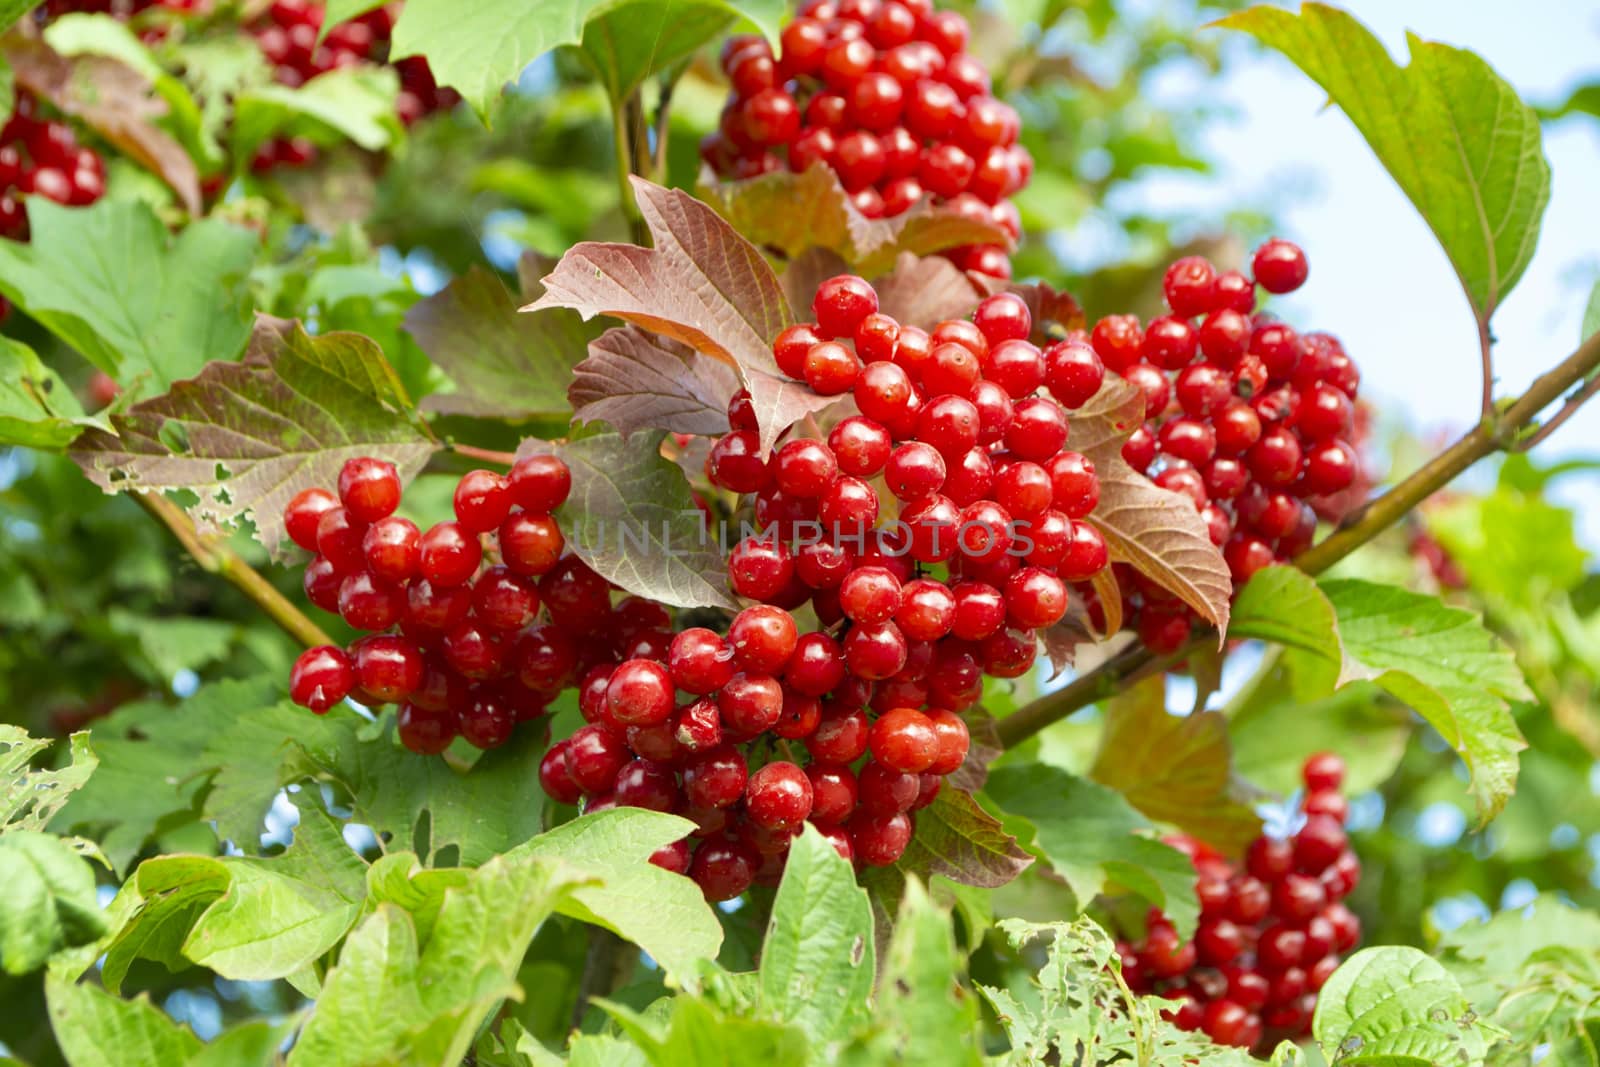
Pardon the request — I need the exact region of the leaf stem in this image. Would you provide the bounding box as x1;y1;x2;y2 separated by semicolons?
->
996;326;1600;750
1478;317;1495;417
135;492;335;650
614;89;650;247
449;443;519;467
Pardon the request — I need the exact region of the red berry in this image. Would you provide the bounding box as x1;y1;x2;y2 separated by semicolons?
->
718;672;784;736
362;516;421;582
1302;751;1346;792
1252;238;1309;294
605;658;674;727
849;810;912;866
419;521;482;587
804;341;863;395
745;761;813;831
708;430;771;493
338;572;404;631
806;704;869;763
728;535;794;600
973;292;1031;345
1163;256;1216;317
683;745;749;809
353;634;424;703
453;469;512;533
285;487;338;552
828;416;893;476
869;706;938;773
806;763;859;824
1043;340;1104;408
337;457;401;522
689;835;758;901
397;702;457;755
290;645;353;712
813;274;879;338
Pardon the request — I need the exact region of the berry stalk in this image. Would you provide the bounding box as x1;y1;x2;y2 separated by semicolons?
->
996;323;1600;749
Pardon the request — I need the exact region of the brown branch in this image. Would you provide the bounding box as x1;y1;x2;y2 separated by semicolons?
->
997;326;1600;750
1515;367;1600;452
136;492;335;651
449;443;519;467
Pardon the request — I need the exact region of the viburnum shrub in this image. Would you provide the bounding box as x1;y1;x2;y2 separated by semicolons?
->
703;0;1026;278
0;1;1592;1064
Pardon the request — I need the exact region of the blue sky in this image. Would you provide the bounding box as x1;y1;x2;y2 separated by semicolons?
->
1117;1;1600;534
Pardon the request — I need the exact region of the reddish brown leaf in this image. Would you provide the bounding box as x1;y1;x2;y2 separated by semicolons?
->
70;318;437;560
872;252;983;330
569;325;739;438
947;707;1001;793
898;787;1032;889
526;177;832;454
700;164;1011;276
1089;565;1123;638
1070;378;1232;632
6;38;200;214
1038;588;1102;679
1090;675;1263;854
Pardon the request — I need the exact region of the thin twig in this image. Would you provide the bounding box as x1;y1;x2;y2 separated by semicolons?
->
652;69;680;178
135;492;335;650
1516;370;1600;452
570;928;632;1032
996;327;1600;750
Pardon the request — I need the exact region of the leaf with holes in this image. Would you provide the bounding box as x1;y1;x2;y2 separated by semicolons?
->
69;318;438;561
525;177;834;456
523;431;736;610
1075;385;1230;632
0;199;256;400
403;265;593;420
1089;676;1262;854
569;326;740;438
4;36;200;212
1219;3;1549;335
700;165;1010;278
2;728;99;835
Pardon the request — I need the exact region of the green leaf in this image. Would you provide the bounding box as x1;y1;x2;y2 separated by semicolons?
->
1425;488;1588;612
2;727;99;834
52;678;280;873
760;824;874;1045
984;762;1198;940
0;0;32;35
578;1;738;105
46;972;203;1067
1229;680;1411;798
1218;3;1549;331
842;878;982;1067
0;329;94;447
71;319;439;561
0;831;107;975
289;856;590;1066
1312;947;1499;1065
402;264;592;419
0;200;256;398
232;66;402;167
1231;570;1530;823
204;703;548;867
98;799;365;990
1089;675;1262;853
1436;894;1600;1008
363;851;470;945
602;994;811;1067
526;431;737;610
509;809;721;981
186;1019;300;1067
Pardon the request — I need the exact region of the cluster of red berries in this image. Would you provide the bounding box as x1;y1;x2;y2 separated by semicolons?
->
702;0;1027;278
246;0;456;171
284;453;583;754
0;93;106;240
1084;239;1365;652
1118;753;1362;1051
580;275;1106;897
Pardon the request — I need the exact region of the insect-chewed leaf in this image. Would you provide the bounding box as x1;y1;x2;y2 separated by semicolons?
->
524;431;737;611
699;164;1010;277
526;177;832;454
0;337;100;451
69;317;438;560
569;326;740;438
1219;3;1549;332
896;787;1033;890
4;36;199;212
872;252;984;330
403;264;592;420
